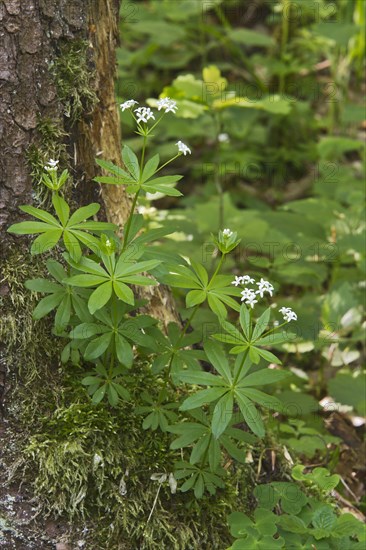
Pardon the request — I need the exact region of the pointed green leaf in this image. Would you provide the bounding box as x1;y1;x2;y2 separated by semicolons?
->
240;304;252;341
235;392;265;437
52;193;70;226
252;308;271;341
88;281;113;313
32;292;64;319
257;348;282;364
46;259;67;282
92;384;107;404
30;229;63;255
7;221;52;234
54;294;71;329
141;153;160;182
239;368;289;387
241;388;283;411
19;205;60;226
113;281;134;305
207;294;227;318
68;203;100;226
63;230;82;262
204;340;232;383
115;333;133;367
84;333;112;360
186;289;206;308
66;274;108;287
25;278;61;293
122;145;140;181
212;392;233;438
177;371;226;386
180;388;227;411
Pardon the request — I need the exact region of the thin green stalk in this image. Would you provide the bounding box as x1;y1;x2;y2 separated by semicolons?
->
233;348;249;386
210;252;226;285
122;190;140;251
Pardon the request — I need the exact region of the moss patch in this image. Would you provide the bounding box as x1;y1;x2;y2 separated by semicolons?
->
51;40;98;125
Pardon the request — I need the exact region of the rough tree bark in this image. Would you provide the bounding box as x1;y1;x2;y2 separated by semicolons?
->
0;1;177;546
0;0;177;320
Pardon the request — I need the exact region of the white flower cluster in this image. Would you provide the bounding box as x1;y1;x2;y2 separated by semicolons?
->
176;140;191;156
44;159;59;171
120;99;138;111
279;306;297;322
231;275;297;321
222;228;233;237
134;106;155;124
157;97;178;113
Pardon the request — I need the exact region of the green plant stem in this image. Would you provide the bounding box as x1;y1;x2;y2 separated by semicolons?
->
210;252;226;285
233;349;249;386
122;190;140;251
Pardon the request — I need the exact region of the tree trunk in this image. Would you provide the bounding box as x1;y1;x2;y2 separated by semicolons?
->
0;0;177;322
0;2;177;546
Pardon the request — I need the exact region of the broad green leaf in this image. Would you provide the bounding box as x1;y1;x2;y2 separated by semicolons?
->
204;340;232;382
30;230;62;255
115;257;160;278
19;205;59;226
257;348;282;364
212;392;233;438
63;230;82;261
122;145;140;181
46;259;67;282
113;281;134;305
141;153;160;182
180;388;226;411
239;304;251;340
177;371;226;386
84;333;112;360
190;434;210;464
236;392;265;437
66;274;108;287
52;193;69;225
207;294;227;318
241;388;282;411
115;333;133;367
68;203;100;226
88;281;113;313
71;323;102;339
32;292;64;319
239;368;289;387
55;294;71;328
95;158;134;180
92;384;107;404
190;260;208;286
186;289;206;307
252;308;271;341
7;221;53;234
25;278;61;293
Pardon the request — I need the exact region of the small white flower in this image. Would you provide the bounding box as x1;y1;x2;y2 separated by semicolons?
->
256;278;274;298
120;99;138;111
157;97;178;113
105;239;111;247
232;275;244;286
279;306;297;322
222;228;233;237
134;106;155;123
176;140;191;156
242;275;255;284
218;133;230;143
245;295;258;308
44;158;59;171
241;288;256;301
